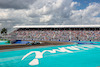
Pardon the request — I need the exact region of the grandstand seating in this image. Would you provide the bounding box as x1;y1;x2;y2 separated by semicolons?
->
7;29;100;41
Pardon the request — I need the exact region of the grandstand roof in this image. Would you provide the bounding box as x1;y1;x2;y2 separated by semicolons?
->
13;25;100;28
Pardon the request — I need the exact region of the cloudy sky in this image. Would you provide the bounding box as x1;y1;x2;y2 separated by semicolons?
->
0;0;100;32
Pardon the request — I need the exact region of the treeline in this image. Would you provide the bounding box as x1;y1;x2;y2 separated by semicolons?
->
0;28;7;35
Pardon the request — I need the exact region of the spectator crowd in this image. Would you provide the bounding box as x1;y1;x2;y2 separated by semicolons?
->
7;29;100;41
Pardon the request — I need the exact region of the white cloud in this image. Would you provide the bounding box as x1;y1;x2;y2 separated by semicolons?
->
40;15;52;22
0;23;1;25
53;0;63;8
70;3;100;24
0;0;100;32
0;9;9;19
70;2;78;8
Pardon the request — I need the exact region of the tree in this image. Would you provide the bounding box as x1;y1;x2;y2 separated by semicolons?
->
1;28;7;35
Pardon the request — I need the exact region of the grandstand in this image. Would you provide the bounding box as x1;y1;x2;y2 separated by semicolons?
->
8;25;100;41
